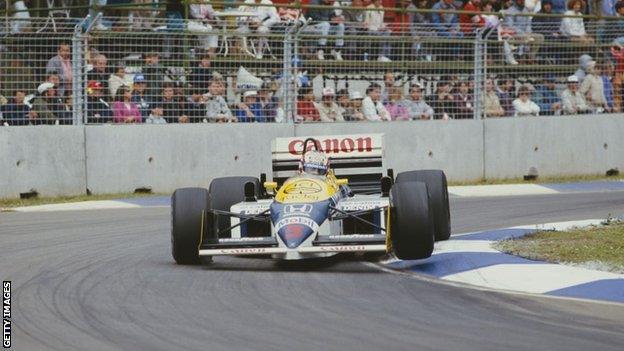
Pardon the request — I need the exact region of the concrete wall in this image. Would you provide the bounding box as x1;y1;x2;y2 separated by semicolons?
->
1;116;623;198
484;115;624;179
0;126;86;198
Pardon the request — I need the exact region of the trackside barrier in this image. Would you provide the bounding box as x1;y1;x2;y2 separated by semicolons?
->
1;115;624;198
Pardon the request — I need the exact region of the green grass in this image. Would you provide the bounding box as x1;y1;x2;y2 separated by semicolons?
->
447;173;621;187
0;192;164;209
495;221;624;273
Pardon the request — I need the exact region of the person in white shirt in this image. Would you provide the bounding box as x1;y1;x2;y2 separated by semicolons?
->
561;75;590;114
237;0;280;59
189;1;220;55
364;0;392;61
579;60;610;113
560;0;594;45
314;87;345;122
513;85;540;116
362;83;391;121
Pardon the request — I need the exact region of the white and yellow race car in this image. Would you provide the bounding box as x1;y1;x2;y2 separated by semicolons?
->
171;134;450;264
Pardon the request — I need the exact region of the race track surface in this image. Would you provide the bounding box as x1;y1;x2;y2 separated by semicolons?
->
1;191;624;350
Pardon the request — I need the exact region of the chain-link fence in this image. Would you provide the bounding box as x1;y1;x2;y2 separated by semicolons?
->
1;2;624;125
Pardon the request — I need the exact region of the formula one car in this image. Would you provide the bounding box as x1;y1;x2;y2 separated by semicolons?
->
171;134;450;264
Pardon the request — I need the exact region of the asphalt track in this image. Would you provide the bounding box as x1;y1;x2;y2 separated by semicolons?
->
1;191;624;351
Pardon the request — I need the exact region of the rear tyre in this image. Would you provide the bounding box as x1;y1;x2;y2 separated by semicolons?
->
208;176;262;238
390;181;435;260
171;187;209;265
395;170;451;241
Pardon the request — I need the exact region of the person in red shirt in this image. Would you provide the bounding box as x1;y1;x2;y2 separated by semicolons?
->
297;87;320;122
459;0;485;36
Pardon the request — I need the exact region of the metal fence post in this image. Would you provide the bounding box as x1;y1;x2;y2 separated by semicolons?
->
472;28;486;120
71;16;90;125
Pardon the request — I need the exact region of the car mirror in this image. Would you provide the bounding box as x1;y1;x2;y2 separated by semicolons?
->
336;179;348;186
264;181;278;191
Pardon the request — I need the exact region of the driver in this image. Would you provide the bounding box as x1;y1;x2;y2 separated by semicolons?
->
300;150;329;176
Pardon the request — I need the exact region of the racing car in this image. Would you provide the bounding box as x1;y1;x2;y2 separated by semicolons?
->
171;134;450;264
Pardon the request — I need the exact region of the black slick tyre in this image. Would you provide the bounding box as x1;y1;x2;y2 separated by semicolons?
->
171;187;209;265
390;181;435;260
208;176;262;238
395;170;451;241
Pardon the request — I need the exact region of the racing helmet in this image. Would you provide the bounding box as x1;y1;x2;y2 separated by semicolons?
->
300;150;329;176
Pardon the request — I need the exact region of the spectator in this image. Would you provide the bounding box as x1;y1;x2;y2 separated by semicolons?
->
145;106;167;124
343;0;367;60
362;83;391;121
502;0;545;64
258;82;279;122
482;78;505;117
382;71;396;104
431;0;464;38
186;88;207;122
87;80;112;124
533;1;563;42
11;1;31;34
497;78;515;115
550;0;568;13
237;0;280;59
205;79;235;122
142;52;166;98
560;0;594;45
454;81;474;119
574;54;594;82
189;53;213;91
513;85;540;116
158;83;189;123
404;83;434;119
237;91;266;122
87;54;110;94
561;74;590;114
314;87;345;122
308;0;345;61
297;88;321;122
336;88;350;116
364;0;392;61
46;42;72;94
534;75;562;115
60;91;73;123
112;86;142;123
431;80;456;119
385;87;410;120
459;0;485;36
407;0;435;59
131;75;151;118
30;83;62;125
346;91;366;121
189;1;220;56
611;39;624;111
601;62;616;111
109;63;133;98
1;90;30;126
580;60;610;112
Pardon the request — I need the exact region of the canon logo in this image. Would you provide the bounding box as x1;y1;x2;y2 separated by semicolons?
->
288;137;373;155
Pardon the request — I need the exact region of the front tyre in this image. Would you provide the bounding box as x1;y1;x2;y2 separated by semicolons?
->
171;187;209;265
390;181;435;260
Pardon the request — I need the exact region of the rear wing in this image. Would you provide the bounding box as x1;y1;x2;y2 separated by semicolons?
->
271;134;385;194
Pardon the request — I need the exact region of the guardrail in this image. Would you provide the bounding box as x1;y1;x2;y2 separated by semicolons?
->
1;3;623;125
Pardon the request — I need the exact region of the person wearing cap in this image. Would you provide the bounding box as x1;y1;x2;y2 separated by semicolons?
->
206;79;235;123
109;62;132;98
30;82;62;125
87;80;112;124
314;87;344;122
512;85;540;117
112;86;142;124
237;90;265;122
580;60;610;113
131;75;151;119
344;91;366;121
404;83;434;120
561;74;590;114
362;83;391;121
481;78;505;117
534;75;562;115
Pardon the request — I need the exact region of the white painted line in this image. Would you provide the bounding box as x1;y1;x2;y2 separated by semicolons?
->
13;201;143;212
442;264;623;294
448;184;559;197
433;240;499;253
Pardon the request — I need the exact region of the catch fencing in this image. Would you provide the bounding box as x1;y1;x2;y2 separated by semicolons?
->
1;3;623;125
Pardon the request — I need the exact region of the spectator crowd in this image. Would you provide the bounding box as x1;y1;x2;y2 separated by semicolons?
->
1;0;624;125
